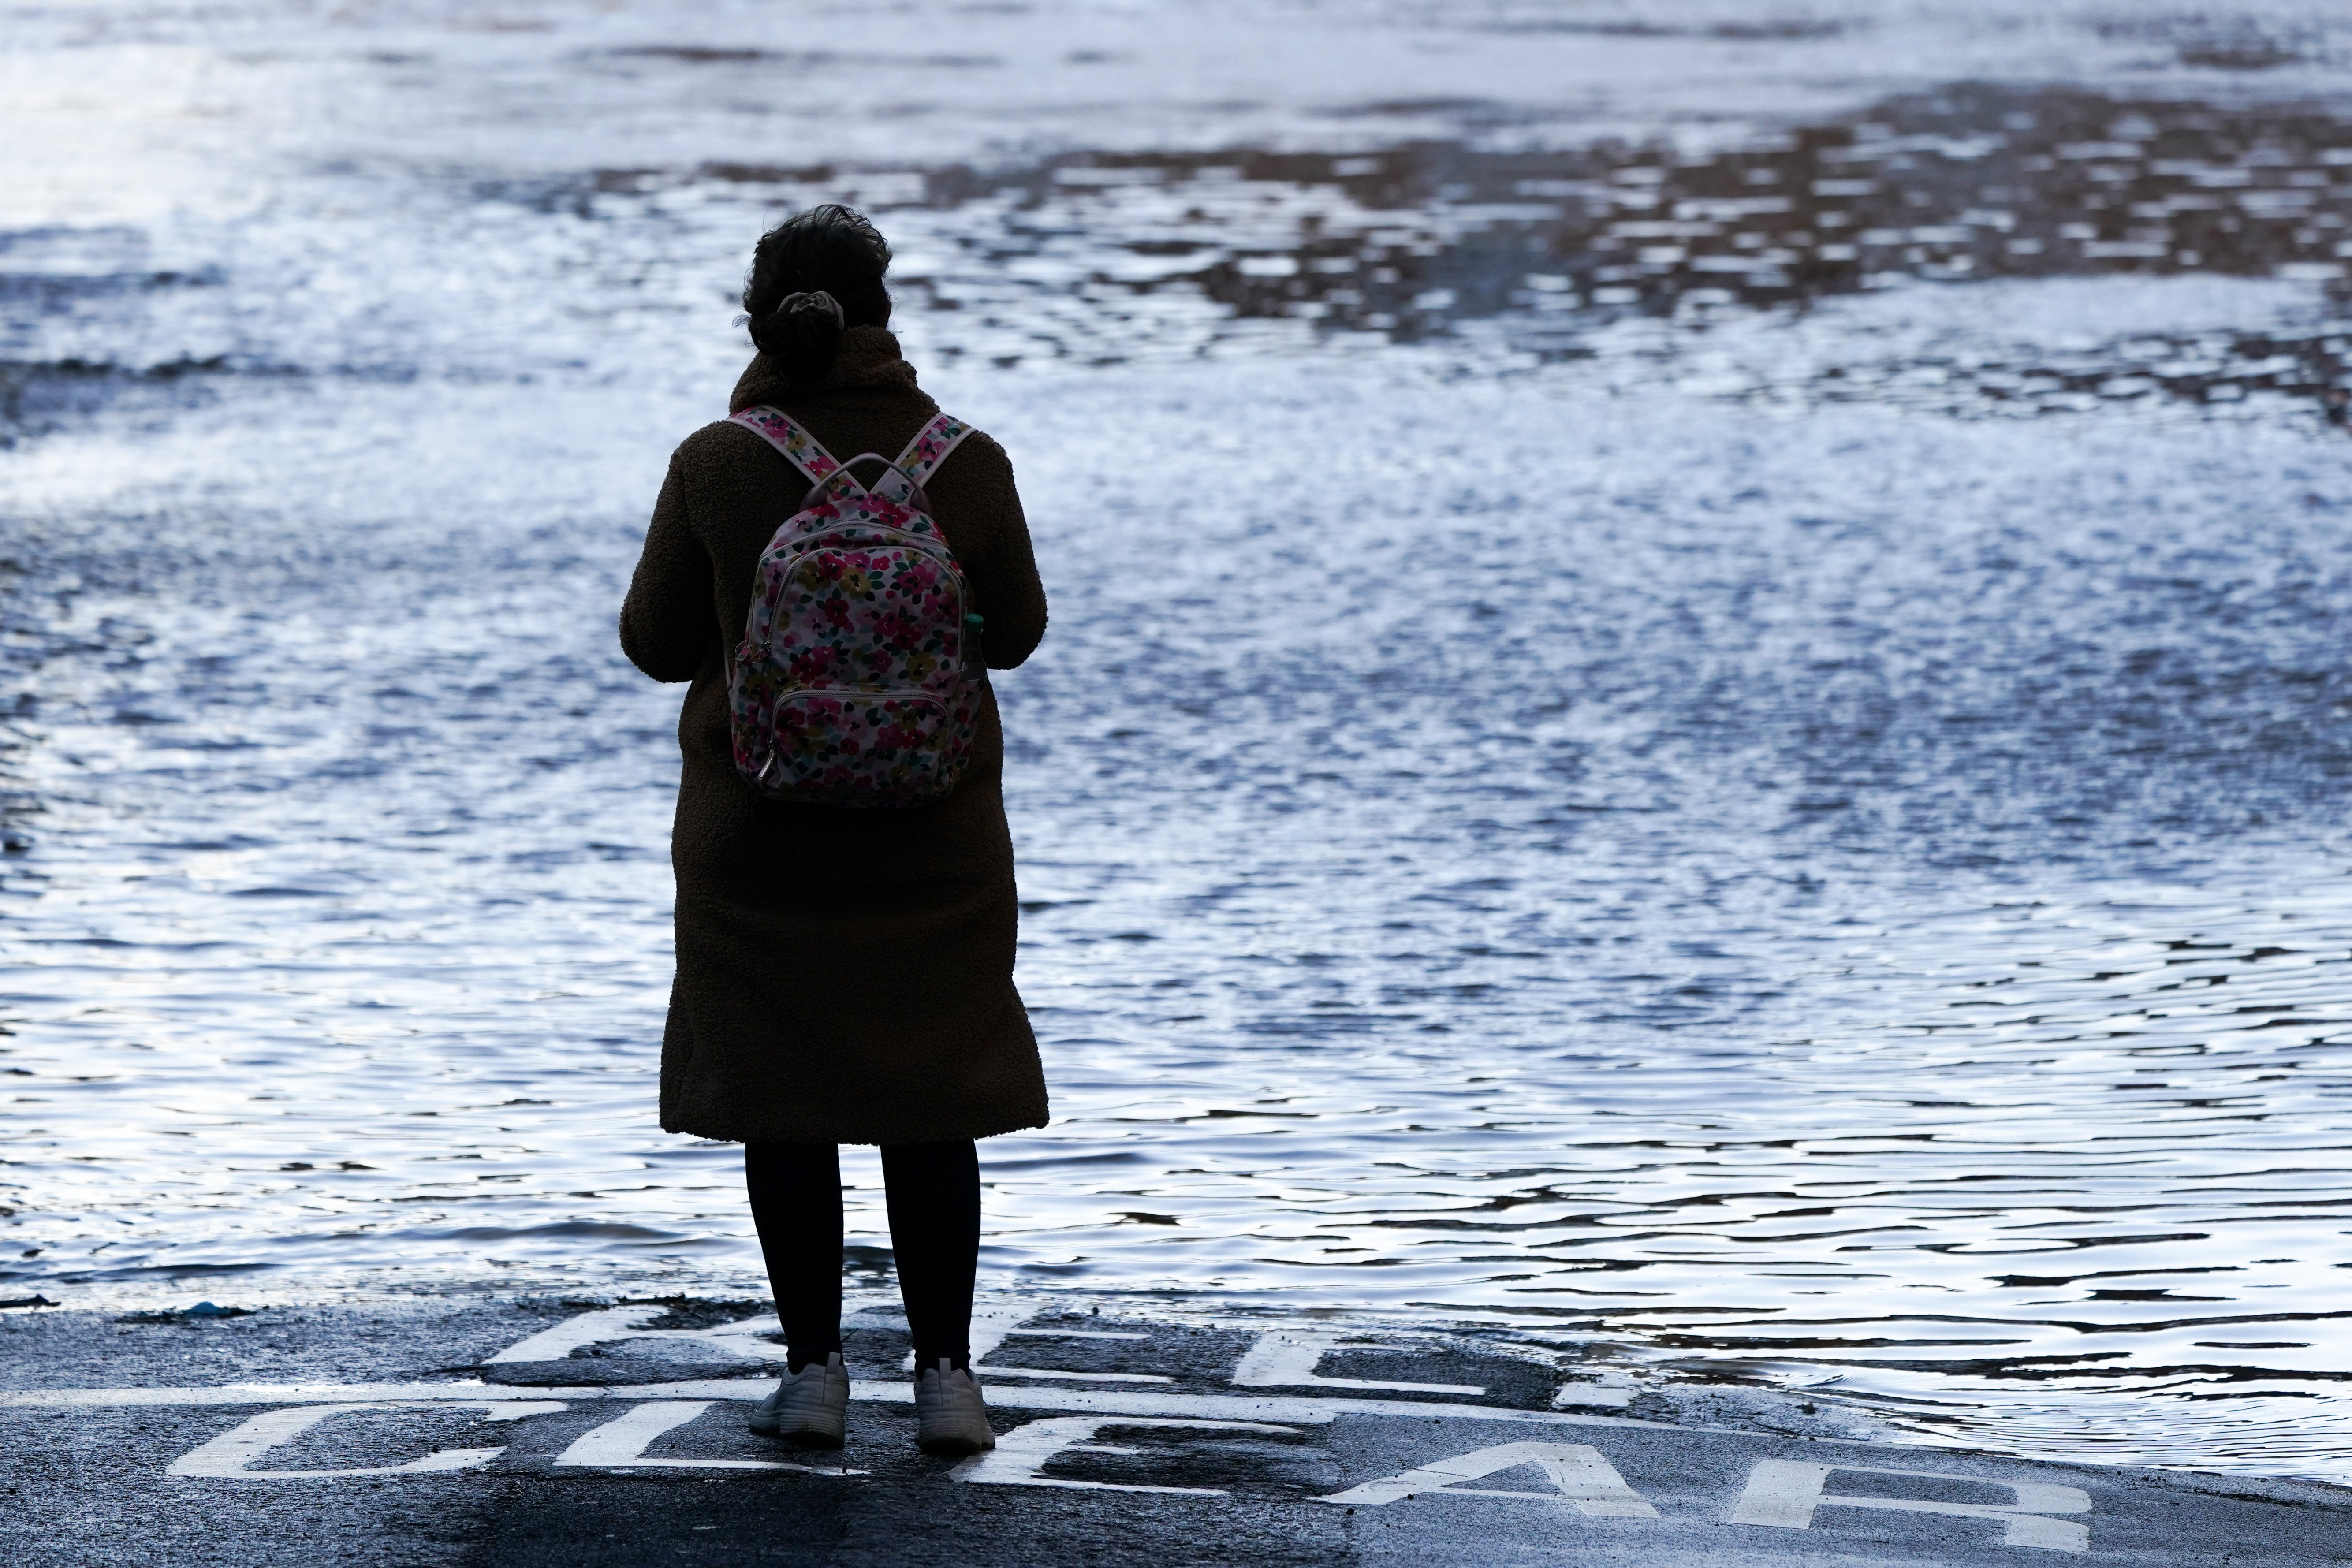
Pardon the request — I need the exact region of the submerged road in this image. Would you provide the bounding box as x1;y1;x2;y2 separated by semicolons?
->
1;1299;2343;1566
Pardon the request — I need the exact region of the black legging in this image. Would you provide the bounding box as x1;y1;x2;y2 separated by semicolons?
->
745;1140;979;1373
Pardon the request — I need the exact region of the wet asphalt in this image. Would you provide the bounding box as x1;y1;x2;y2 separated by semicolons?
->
2;1298;2346;1566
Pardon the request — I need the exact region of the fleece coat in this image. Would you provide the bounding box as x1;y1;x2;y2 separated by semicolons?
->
620;326;1051;1145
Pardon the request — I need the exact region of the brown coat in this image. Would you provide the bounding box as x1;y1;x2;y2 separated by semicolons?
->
619;327;1050;1145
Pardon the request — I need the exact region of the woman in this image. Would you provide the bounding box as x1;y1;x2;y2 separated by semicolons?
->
619;204;1050;1456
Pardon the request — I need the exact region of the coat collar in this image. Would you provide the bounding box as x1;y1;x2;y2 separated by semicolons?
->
728;325;921;412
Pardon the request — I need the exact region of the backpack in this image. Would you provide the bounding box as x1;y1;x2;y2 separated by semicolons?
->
723;405;984;808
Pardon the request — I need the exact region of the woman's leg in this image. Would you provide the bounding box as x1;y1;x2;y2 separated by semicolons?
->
744;1141;843;1371
879;1139;980;1371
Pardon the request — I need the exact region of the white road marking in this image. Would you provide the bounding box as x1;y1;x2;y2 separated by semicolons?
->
1729;1459;2091;1553
552;1401;859;1475
952;1417;1301;1495
1232;1330;1487;1396
482;1305;1169;1382
493;1311;802;1366
30;1369;2111;1557
1320;1441;1660;1516
960;1318;1163;1381
967;1304;1035;1369
626;1316;794;1363
471;1309;1636;1406
0;1378;1676;1429
905;1304;1124;1374
483;1306;668;1363
6;1382;578;1409
854;1313;1148;1346
165;1400;564;1479
1554;1380;1638;1409
968;1367;1177;1382
850;1383;1659;1429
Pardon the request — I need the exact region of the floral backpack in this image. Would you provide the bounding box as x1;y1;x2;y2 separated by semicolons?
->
724;405;983;807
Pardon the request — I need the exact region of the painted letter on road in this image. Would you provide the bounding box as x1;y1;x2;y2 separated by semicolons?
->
1730;1459;2090;1552
955;1417;1301;1495
1322;1441;1659;1516
169;1401;564;1479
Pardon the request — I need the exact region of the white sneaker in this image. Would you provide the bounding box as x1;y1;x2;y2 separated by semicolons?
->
913;1358;995;1456
748;1352;848;1448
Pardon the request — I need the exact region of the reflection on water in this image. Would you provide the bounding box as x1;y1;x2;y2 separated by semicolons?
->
3;20;2351;1488
680;83;2352;410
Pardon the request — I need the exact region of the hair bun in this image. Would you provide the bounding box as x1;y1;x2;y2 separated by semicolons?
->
782;290;844;329
752;289;848;381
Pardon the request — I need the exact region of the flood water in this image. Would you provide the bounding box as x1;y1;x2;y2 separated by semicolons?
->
4;0;2352;1486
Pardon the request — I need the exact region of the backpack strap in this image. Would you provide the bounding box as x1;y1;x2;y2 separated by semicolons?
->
729;406;975;514
893;413;976;491
729;406;854;492
834;415;976;510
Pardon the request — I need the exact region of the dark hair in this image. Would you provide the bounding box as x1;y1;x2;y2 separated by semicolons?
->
742;204;892;384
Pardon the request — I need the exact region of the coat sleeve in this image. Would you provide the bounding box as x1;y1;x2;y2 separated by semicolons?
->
940;433;1048;670
620;453;714;683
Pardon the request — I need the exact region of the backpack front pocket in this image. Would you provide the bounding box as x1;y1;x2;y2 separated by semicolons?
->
759;689;965;806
